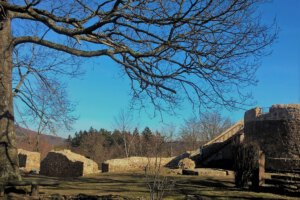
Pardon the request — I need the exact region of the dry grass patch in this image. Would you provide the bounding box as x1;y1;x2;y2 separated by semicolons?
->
21;170;299;199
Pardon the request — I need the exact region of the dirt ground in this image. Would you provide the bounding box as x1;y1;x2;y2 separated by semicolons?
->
6;169;299;200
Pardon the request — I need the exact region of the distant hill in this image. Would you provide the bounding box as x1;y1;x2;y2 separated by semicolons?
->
15;125;67;159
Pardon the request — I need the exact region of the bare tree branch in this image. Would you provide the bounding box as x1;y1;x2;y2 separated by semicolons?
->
0;0;277;178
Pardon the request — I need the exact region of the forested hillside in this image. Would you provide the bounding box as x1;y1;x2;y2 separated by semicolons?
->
16;125;66;158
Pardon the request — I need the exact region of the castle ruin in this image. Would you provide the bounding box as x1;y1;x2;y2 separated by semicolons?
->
244;104;300;171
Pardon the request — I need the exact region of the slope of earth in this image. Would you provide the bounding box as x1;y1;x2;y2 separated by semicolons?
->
16;125;66;159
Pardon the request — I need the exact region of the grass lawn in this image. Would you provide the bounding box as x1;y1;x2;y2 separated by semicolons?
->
22;171;298;200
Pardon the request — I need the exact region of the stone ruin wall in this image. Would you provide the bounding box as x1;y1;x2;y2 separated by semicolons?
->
102;156;174;173
40;152;84;177
244;104;300;171
40;150;99;177
18;149;41;172
244;104;300;122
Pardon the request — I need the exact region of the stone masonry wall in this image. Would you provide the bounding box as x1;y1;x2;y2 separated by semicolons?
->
244;104;300;122
18;149;40;172
102;156;173;173
40;150;99;177
40;152;84;177
244;104;300;171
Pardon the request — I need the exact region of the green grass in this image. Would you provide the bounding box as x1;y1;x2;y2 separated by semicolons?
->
22;171;298;199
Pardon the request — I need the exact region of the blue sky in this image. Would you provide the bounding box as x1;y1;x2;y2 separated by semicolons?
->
63;0;299;137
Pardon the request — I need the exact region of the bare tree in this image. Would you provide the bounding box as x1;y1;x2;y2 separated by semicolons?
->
161;123;176;157
198;111;232;141
180;111;232;150
180;116;202;150
16;79;76;149
144;130;174;200
0;0;276;179
113;109;134;158
12;39;78;152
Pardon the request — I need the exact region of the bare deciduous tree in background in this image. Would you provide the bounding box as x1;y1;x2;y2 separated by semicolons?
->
113;109;135;158
13;41;78;152
180;111;232;151
180;116;201;150
0;0;276;179
161;123;176;157
198;111;232;141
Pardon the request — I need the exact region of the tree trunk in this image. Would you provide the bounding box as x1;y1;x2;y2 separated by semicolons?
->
0;9;20;180
123;132;129;158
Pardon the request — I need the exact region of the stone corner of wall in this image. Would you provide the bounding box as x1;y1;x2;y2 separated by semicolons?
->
244;107;262;122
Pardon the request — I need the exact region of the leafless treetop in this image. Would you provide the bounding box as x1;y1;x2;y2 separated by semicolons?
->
2;0;276;114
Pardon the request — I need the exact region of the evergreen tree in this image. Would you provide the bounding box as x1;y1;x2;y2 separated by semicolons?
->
133;128;139;137
142;127;152;141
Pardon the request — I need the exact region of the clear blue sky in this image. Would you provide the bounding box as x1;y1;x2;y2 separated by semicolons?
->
63;0;299;137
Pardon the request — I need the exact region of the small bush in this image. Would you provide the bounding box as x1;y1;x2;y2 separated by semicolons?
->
233;142;260;188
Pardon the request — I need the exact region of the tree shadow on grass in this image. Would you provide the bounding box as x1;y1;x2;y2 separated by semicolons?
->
23;174;149;197
176;177;234;189
24;174;144;185
172;178;298;200
258;186;300;198
182;194;284;200
23;174;299;199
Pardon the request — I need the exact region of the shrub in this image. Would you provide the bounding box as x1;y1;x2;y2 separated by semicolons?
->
234;142;260;188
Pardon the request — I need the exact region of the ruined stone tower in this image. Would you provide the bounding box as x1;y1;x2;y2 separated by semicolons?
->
244;104;300;171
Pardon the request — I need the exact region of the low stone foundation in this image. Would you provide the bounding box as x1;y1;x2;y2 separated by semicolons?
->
102;156;173;173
